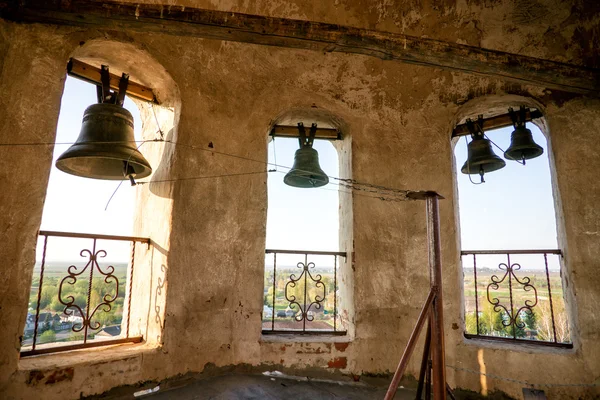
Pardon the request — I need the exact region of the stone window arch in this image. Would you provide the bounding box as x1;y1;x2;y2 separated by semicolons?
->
262;108;353;336
451;97;572;347
20;40;180;356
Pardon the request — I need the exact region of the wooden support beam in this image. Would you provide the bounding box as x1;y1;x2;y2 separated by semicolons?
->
68;58;156;103
0;1;598;95
270;125;340;140
452;109;543;137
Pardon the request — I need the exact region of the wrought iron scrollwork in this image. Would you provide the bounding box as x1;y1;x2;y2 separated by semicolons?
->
58;241;119;338
487;262;538;329
285;261;326;322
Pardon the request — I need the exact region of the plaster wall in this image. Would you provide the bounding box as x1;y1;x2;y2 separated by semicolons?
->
0;1;599;399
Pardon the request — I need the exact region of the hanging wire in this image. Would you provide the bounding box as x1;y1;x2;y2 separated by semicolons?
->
150;103;165;141
104;180;125;211
105;140;148;210
0;136;421;202
136;170;268;185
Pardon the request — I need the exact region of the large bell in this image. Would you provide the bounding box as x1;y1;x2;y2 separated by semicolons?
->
461;134;506;175
56;103;152;180
504;126;543;161
284;146;329;188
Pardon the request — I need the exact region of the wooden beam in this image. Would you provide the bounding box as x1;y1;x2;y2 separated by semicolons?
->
270;125;340;140
1;1;598;95
452;109;543;137
68;59;156;103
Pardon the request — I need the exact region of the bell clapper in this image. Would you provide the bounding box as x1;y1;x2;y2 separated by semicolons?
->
479;166;485;183
123;160;137;186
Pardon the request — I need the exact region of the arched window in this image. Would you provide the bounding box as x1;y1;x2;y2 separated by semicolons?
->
262;117;349;335
21;50;178;356
453;108;572;346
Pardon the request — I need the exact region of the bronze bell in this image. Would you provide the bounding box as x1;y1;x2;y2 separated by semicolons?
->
283;122;329;188
284;146;329;188
504;106;543;162
56;66;152;181
504;126;543;162
56;103;152;180
461;133;506;175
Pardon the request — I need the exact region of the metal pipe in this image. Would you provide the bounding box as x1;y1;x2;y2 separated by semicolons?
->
544;253;558;343
416;321;432;400
31;235;48;351
334;254;337;332
265;249;347;257
461;249;561;255
426;193;446;400
39;230;150;244
126;241;136;338
384;289;435;400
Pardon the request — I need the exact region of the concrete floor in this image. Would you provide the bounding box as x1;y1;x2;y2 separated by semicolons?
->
143;373;416;400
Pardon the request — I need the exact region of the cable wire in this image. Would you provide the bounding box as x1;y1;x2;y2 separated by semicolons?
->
0;137;421;201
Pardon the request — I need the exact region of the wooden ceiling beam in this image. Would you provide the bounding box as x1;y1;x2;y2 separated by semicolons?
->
452;109;543;137
1;0;598;95
270;125;340;140
68;58;156;102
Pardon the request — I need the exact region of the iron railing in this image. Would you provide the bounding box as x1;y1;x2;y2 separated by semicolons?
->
461;249;572;348
20;231;149;357
262;249;346;335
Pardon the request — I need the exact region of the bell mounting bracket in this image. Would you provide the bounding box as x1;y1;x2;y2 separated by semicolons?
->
465;115;485;139
508;106;528;129
96;65;129;106
297;122;318;148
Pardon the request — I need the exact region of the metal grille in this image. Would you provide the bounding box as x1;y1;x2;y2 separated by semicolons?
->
462;249;572;348
262;249;346;335
20;231;149;357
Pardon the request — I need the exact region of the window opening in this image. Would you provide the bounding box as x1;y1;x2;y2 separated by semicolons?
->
262;129;346;334
21;76;147;356
454;114;572;347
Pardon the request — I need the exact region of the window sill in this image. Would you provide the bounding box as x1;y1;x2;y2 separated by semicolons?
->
463;333;574;353
261;331;350;343
18;340;156;371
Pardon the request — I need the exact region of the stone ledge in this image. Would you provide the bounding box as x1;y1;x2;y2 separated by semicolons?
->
18;342;157;371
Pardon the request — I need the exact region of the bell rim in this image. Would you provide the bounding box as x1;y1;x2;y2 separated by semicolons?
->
283;175;329;188
503;145;544;161
56;154;152;180
283;170;329;188
460;159;506;174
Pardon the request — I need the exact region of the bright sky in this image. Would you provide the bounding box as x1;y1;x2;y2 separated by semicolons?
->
454;124;558;251
266;137;340;252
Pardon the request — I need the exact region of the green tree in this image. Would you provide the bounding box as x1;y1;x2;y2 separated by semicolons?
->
524;309;537;330
50;299;64;312
264;286;275;307
38;330;56;344
465;311;488;335
39;285;58;309
69;332;85;341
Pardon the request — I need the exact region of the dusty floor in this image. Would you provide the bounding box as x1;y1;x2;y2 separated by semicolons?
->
142;374;415;399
